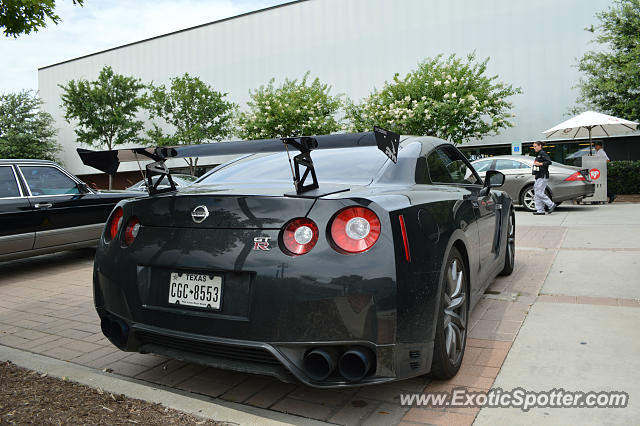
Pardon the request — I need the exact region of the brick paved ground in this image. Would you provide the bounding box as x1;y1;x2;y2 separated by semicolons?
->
0;226;573;425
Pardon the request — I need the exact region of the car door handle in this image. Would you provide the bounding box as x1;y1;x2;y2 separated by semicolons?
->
34;203;52;209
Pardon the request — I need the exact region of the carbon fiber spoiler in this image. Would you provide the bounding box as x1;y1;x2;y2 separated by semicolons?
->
77;127;400;195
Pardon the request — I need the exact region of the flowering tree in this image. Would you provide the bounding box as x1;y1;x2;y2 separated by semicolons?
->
146;73;237;175
345;53;521;143
236;72;343;139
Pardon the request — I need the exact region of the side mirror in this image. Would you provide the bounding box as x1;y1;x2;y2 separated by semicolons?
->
484;170;505;188
77;182;91;193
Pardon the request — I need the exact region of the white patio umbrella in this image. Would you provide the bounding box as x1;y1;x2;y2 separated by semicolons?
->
543;111;638;154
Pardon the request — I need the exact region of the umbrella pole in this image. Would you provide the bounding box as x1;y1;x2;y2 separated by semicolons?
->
589;127;593;155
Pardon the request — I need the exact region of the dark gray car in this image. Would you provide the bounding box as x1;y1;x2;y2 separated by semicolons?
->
471;155;595;211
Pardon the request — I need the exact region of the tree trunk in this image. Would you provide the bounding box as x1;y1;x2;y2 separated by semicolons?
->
108;174;113;190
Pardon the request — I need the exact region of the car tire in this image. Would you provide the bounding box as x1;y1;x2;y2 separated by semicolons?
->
499;209;515;276
520;185;552;212
430;246;468;379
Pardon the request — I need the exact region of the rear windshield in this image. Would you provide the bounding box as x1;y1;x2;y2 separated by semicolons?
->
199;148;390;185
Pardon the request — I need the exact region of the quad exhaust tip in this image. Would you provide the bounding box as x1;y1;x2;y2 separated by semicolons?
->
100;315;129;349
303;346;375;383
303;348;337;381
338;348;374;382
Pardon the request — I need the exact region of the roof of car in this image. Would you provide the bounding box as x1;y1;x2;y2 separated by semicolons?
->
0;159;57;165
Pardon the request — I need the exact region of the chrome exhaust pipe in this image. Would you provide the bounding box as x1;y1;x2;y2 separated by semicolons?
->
338;348;374;382
303;348;337;381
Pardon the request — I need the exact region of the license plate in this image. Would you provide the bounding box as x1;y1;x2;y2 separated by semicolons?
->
168;272;222;310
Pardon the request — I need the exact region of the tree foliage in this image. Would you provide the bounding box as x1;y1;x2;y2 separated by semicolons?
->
575;0;640;121
0;90;60;161
1;0;84;37
236;72;343;139
147;73;236;175
59;65;146;151
345;53;521;144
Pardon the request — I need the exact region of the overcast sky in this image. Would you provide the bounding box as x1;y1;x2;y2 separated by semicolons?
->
0;0;288;94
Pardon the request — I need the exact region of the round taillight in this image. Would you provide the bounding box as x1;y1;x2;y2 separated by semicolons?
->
124;217;141;246
330;207;380;254
281;218;319;256
107;207;123;241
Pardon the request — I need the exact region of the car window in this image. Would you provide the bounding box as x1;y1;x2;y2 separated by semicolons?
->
20;166;80;196
473;160;493;173
200;148;389;185
427;146;481;185
495;159;528;170
0;166;21;198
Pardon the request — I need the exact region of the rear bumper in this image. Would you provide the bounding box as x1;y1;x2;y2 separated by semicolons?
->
551;182;595;202
97;309;433;388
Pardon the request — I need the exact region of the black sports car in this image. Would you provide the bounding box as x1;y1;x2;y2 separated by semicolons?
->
0;159;138;262
84;131;514;387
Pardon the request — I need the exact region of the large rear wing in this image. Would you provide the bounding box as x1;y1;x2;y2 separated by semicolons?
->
77;127;400;195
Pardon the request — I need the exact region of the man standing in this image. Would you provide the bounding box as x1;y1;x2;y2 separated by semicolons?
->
594;141;615;203
532;141;556;215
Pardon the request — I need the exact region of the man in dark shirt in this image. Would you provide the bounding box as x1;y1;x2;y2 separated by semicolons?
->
532;141;556;215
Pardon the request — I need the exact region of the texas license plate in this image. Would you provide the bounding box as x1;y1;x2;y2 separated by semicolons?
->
168;272;222;310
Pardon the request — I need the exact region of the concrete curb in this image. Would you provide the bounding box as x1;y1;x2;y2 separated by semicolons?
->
0;344;330;426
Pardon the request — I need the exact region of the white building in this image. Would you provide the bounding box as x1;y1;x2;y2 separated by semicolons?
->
38;0;618;182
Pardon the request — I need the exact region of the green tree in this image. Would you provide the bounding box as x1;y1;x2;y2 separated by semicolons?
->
236;72;343;139
147;73;237;175
575;0;640;121
1;0;84;37
346;53;522;144
0;90;60;161
59;65;146;188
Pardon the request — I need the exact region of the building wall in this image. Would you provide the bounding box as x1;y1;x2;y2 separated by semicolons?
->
38;0;614;175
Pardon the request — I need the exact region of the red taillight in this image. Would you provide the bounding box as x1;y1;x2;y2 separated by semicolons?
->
281;218;319;256
107;207;123;241
124;217;141;246
565;171;586;181
329;207;381;254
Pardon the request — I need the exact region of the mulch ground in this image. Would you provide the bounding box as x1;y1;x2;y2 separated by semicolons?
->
0;361;223;425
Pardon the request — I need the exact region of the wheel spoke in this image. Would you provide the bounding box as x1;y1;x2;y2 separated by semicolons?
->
450;260;458;282
448;294;465;311
445;324;454;356
445;309;465;331
451;270;463;299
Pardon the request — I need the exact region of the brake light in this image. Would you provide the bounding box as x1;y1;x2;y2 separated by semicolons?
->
124;217;141;246
107;207;123;241
565;172;586;181
329;207;381;254
281;218;319;256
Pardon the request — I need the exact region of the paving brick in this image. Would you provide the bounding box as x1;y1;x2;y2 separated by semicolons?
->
135;359;189;382
63;339;103;353
71;346;121;366
245;381;297;408
177;377;232;398
288;386;356;407
43;346;85;361
84;349;130;369
445;374;493;390
329;398;379;426
154;363;206;387
473;348;509;368
220;376;273;403
576;296;618;306
104;360;153;377
403;408;475;425
271;397;333;421
361;402;409;426
356;383;404;404
466;339;511;350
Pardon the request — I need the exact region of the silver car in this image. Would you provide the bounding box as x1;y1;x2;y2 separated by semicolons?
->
126;174;198;192
471;155;595;211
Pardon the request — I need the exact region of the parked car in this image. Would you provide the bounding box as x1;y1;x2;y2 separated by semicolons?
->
471;155;595;211
93;135;515;388
126;174;198;192
0;159;139;261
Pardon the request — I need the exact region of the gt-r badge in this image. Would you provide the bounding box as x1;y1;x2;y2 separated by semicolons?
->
191;205;209;223
253;237;271;251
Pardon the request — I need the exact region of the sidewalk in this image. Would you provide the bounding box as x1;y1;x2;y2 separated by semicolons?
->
474;202;640;425
1;203;638;425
